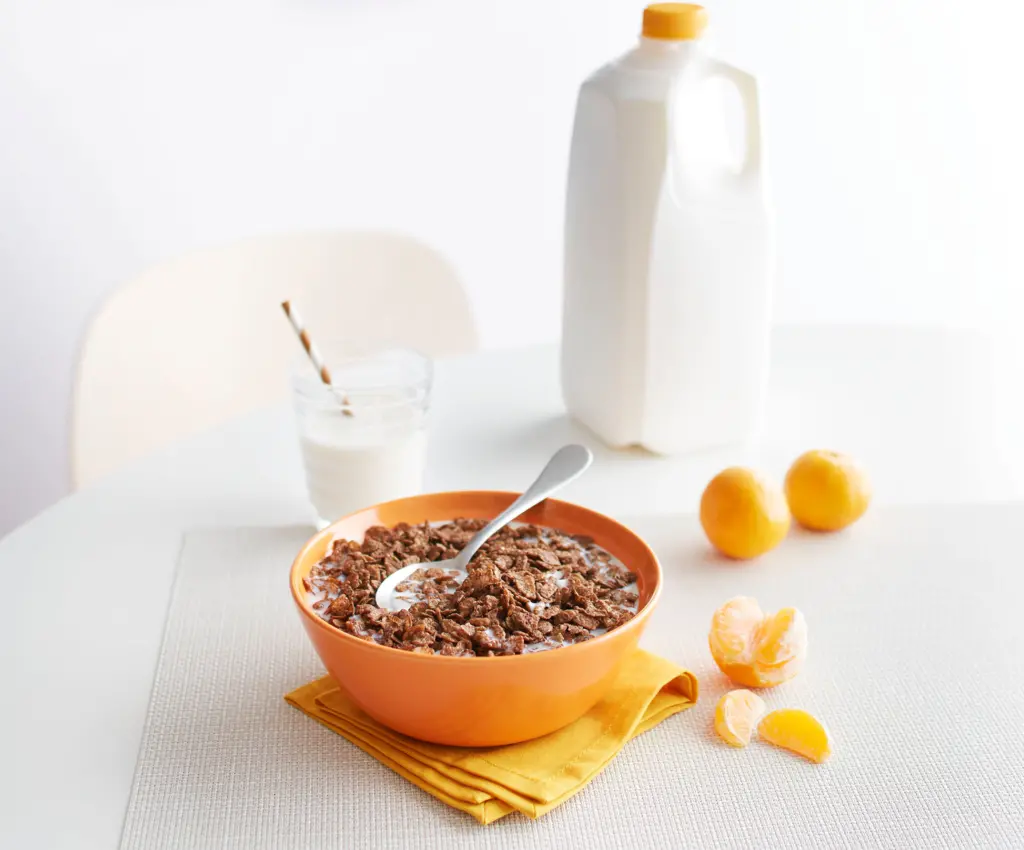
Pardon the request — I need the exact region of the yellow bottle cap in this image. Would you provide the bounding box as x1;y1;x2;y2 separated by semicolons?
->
642;3;708;41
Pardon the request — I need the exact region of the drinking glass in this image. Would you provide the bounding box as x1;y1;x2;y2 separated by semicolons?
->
291;342;431;529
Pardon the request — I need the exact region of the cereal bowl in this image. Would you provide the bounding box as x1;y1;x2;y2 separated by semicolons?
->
289;491;662;746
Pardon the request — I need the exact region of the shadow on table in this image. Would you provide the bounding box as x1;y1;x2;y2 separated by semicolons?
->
464;413;700;480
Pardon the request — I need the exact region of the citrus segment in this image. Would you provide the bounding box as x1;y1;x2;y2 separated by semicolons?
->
784;450;871;532
708;596;808;688
752;607;806;672
709;596;764;660
758;708;832;763
700;467;791;559
714;689;766;747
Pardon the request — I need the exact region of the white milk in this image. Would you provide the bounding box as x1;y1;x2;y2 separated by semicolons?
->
562;5;774;455
290;346;431;528
299;429;426;526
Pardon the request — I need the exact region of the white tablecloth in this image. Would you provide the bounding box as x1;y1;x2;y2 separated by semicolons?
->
5;327;1024;849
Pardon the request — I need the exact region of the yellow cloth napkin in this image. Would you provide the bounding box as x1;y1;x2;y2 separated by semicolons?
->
284;649;698;824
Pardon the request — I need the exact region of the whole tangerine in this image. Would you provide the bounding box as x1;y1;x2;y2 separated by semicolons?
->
700;467;790;560
785;450;871;532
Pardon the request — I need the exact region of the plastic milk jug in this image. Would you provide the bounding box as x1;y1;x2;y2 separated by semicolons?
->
561;3;774;454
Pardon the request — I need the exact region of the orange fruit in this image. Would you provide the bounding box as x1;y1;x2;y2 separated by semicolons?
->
784;450;871;532
699;467;790;559
758;708;832;763
714;689;766;747
708;596;808;688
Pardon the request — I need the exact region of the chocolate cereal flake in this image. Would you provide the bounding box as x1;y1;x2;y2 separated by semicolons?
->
305;520;639;657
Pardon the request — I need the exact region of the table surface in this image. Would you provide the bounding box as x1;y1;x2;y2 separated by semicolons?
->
3;325;1024;849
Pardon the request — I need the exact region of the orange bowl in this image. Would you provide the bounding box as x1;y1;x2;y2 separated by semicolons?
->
289;491;662;746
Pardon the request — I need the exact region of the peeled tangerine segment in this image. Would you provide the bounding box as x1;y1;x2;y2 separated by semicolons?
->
709;596;808;688
714;689;766;747
758;709;832;763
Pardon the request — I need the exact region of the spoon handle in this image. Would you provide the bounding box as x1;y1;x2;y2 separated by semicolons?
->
455;444;594;569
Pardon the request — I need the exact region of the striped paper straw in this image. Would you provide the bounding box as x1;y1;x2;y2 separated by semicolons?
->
281;300;352;413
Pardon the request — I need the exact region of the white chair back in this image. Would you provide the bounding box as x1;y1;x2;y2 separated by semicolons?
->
72;231;477;487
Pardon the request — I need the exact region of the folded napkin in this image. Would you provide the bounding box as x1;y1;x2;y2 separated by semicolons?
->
285;649;698;824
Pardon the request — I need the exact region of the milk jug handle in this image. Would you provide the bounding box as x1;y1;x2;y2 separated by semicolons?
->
703;59;763;179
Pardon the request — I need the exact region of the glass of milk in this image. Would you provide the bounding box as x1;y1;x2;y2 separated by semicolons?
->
291;342;431;529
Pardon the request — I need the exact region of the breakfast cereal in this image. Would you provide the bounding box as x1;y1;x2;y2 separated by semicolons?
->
303;519;639;656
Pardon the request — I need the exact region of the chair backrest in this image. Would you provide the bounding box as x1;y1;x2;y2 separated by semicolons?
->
72;231;478;488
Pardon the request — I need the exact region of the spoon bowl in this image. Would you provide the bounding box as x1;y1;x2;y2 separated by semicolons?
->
374;444;593;609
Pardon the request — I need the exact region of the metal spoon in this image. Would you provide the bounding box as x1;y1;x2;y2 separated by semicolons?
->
373;444;594;610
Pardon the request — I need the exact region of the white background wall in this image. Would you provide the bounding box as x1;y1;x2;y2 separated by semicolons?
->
2;0;1023;536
